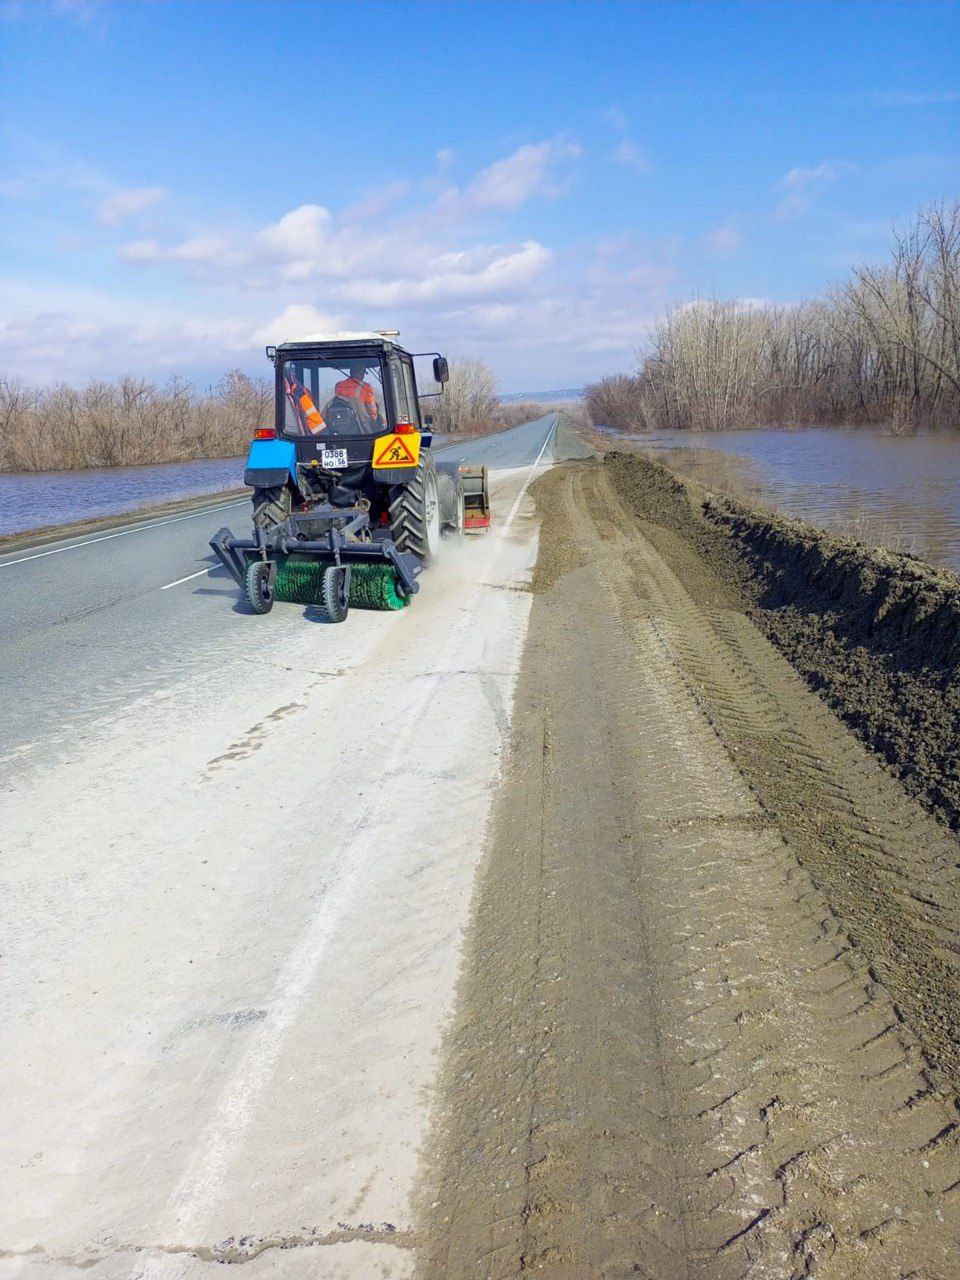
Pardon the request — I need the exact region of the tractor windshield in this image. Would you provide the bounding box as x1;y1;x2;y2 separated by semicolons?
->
279;355;386;437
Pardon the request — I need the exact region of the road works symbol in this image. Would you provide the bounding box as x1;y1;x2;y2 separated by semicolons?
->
373;433;420;468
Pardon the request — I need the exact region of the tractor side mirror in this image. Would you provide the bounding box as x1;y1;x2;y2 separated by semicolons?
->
433;356;450;385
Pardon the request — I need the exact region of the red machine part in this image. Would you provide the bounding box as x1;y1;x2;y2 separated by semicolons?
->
459;464;490;531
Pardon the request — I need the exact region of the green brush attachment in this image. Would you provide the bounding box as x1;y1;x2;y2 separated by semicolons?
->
273;557;326;604
271;557;409;611
348;563;409;611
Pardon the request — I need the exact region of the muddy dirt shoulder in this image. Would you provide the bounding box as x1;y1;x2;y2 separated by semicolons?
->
414;457;960;1278
604;449;960;832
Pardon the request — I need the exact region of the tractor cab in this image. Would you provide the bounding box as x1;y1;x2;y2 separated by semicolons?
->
242;332;450;534
269;334;448;442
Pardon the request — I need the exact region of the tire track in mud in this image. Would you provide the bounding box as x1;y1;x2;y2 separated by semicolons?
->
603;460;960;1085
415;460;960;1279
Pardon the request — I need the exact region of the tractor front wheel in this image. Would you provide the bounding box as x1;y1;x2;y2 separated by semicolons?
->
252;485;292;533
389;460;442;566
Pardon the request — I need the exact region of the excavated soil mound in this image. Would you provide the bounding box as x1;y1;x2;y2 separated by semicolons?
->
607;451;960;830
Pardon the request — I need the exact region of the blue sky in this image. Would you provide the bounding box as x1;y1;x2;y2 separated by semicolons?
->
1;0;958;391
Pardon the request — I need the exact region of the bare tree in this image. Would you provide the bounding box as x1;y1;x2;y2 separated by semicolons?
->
426;358;499;434
603;201;960;434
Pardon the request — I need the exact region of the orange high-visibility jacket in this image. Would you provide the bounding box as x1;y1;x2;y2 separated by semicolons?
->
286;378;325;434
334;377;378;419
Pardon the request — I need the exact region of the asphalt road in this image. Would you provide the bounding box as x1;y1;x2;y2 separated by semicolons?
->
1;413;582;1279
0;415;565;769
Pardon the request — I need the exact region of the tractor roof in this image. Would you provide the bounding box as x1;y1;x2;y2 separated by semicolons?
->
277;330;401;349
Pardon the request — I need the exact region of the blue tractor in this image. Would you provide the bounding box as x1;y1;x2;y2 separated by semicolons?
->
211;332;479;621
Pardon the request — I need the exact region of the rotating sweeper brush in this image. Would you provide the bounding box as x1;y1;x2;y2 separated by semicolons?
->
210;503;424;622
273;559;409;611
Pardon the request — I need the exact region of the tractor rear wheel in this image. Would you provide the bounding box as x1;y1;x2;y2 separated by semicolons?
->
447;486;466;545
252;485;292;533
389;460;441;566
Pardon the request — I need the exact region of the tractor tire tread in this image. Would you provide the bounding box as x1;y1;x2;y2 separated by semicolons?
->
389;458;437;563
252;485;292;532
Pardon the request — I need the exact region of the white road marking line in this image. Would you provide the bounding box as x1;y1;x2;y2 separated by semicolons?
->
131;417;556;1277
159;567;213;590
0;500;248;570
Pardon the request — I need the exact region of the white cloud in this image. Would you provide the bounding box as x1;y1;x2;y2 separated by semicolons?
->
601;106;629;133
117;238;162;263
0;153;106;201
0;226;677;389
114;142;571;307
0;308;258;379
781;162;840;191
341;180;409;223
435;138;581;217
775;162;850;219
610;138;652;173
256;203;332;259
3;138;677;389
256;304;346;345
337;240;552;307
706;222;743;254
169;235;233;263
97;186;168;225
118;232;238;266
873;89;960;107
468;143;553;209
1;0;100;20
601;106;652;174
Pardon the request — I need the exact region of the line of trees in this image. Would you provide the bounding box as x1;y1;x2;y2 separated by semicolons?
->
0;356;546;473
0;371;272;472
587;200;960;433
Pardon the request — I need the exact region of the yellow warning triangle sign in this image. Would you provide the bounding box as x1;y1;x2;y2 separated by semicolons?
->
373;432;420;467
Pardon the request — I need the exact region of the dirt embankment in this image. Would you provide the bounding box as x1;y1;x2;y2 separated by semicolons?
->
605;451;960;831
416;456;960;1280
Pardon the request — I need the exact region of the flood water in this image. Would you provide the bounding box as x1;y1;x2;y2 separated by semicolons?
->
0;456;245;538
5;428;960;573
629;425;960;573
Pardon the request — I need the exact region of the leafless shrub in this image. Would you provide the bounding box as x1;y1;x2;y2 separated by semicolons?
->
420;359;546;435
623;201;960;432
0;371;272;472
494;400;548;429
425;358;500;435
584;374;647;432
558;401;590;432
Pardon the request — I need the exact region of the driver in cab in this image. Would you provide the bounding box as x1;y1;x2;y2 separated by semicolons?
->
334;362;380;426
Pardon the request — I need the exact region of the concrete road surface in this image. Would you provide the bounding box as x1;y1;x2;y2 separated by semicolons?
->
0;414;581;1278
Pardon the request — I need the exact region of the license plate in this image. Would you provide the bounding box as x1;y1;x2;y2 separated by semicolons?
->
320;448;348;468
